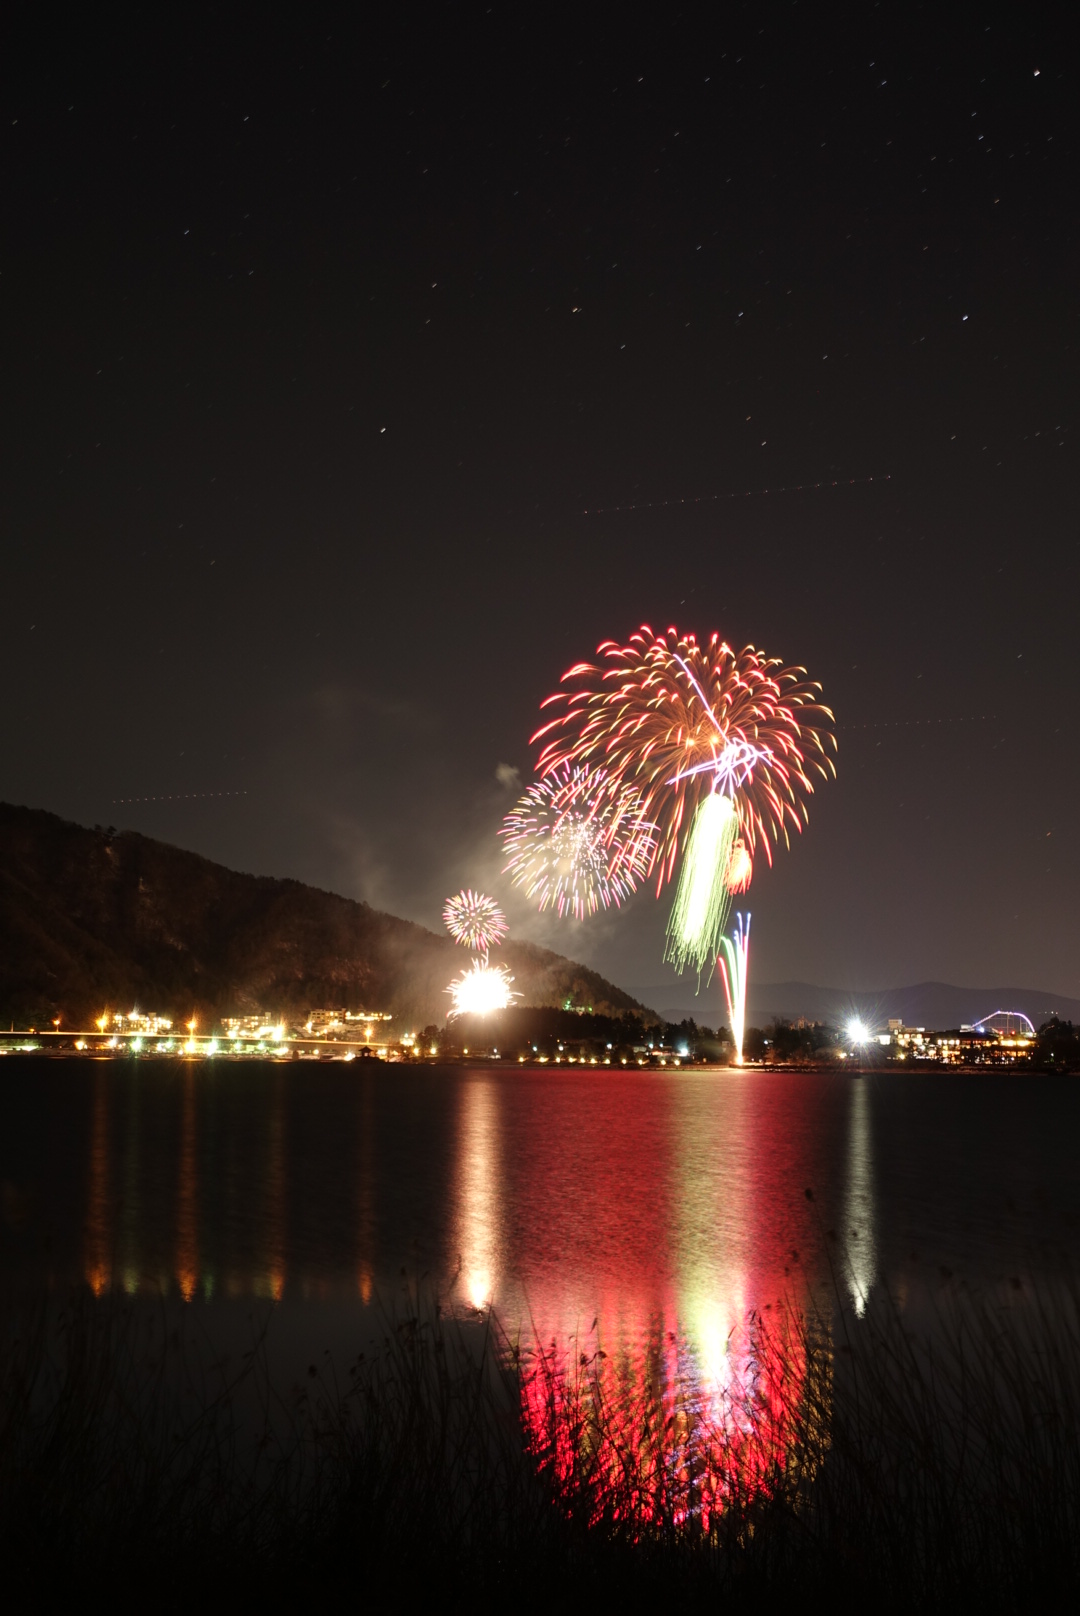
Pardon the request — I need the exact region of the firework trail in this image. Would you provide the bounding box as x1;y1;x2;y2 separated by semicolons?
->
499;763;656;920
443;890;508;958
532;626;834;974
447;959;519;1017
718;913;751;1065
665;792;740;970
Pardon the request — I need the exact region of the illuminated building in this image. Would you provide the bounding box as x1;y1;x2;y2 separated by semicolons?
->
302;1009;392;1041
884;1014;1035;1066
110;1010;173;1036
222;1015;288;1041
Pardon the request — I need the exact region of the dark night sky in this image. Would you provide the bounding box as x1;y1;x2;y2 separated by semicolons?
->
3;3;1077;1004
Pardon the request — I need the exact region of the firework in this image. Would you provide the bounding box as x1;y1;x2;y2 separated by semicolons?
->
718;913;751;1065
532;625;834;973
443;890;508;956
664;793;739;973
533;626;834;882
499;763;656;920
447;959;519;1017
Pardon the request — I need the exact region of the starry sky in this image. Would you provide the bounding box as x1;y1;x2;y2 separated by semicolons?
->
3;4;1077;1004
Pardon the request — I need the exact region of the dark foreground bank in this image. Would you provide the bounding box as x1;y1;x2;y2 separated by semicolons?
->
3;1279;1080;1613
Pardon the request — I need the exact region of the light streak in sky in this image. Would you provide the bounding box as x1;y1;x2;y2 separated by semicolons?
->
839;715;995;731
533;626;835;975
443;890;508;957
111;791;248;804
582;474;890;515
718;913;751;1065
499;762;655;920
447;959;519;1017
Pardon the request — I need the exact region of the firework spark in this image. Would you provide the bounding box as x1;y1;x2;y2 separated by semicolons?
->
726;840;753;894
443;890;508;956
532;626;834;973
718;913;751;1065
447;959;519;1017
499;763;655;920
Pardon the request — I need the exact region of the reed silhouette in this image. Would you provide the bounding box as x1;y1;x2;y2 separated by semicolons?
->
2;1275;1080;1610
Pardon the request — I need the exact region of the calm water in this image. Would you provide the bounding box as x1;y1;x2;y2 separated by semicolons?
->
3;1056;1078;1334
5;1056;1079;1506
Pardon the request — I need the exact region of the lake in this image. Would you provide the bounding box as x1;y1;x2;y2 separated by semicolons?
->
3;1055;1077;1340
5;1055;1080;1517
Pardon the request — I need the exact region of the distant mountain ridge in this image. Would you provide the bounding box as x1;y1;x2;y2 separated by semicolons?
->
0;802;647;1029
630;978;1080;1032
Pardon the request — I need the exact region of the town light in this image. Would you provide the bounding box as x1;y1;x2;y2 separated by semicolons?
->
847;1017;869;1045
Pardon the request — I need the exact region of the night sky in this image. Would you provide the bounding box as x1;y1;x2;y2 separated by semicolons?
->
3;5;1077;1004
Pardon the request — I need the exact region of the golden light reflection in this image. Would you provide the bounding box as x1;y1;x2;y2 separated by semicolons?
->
357;1075;375;1303
453;1078;502;1310
119;1076;142;1294
259;1072;286;1301
176;1067;198;1301
84;1070;111;1295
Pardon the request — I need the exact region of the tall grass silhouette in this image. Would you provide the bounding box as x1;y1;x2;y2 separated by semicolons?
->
3;1276;1080;1609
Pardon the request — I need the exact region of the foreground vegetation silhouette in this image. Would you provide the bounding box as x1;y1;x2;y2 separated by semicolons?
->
3;1277;1080;1611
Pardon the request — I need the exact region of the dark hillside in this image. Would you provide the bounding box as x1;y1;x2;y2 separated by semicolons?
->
0;803;647;1030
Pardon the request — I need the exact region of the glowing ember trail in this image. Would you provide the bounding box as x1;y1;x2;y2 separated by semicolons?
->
500;762;655;920
718;913;751;1064
725;840;753;894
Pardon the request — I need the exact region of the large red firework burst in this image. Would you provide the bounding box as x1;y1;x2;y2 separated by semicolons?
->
531;625;836;890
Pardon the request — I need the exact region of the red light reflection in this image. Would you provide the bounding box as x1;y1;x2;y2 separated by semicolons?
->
503;1071;832;1526
520;1298;813;1528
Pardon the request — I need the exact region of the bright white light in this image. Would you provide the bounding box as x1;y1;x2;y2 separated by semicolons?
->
847;1018;868;1044
447;960;518;1017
